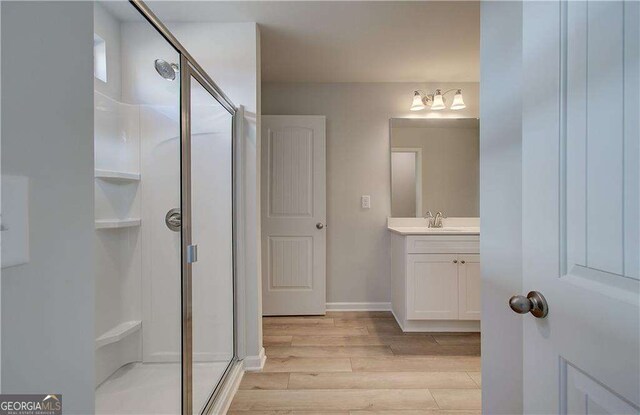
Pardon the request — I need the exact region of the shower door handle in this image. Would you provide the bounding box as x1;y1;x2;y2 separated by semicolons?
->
165;208;181;232
187;244;198;264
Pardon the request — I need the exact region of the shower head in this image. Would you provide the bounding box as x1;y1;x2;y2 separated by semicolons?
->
154;59;179;81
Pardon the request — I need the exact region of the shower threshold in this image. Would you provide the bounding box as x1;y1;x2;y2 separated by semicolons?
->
96;361;230;414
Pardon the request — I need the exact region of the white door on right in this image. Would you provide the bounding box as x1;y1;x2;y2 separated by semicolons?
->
521;1;639;413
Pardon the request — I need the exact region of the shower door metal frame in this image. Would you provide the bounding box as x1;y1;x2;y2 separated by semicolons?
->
180;59;239;415
128;2;239;414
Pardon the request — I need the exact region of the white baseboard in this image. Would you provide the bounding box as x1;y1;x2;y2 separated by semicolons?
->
207;360;243;415
392;308;480;332
242;347;266;372
326;302;392;311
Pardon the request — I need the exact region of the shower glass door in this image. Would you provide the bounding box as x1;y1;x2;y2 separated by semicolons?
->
182;65;235;414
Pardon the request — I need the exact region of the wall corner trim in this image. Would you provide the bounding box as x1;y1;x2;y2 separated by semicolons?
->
243;347;266;372
326;302;392;311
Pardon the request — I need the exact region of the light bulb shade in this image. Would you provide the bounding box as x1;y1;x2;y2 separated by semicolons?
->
430;91;446;110
450;90;466;110
410;91;426;111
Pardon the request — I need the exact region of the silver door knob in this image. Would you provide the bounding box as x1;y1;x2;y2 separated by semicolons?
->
509;291;548;318
316;222;324;230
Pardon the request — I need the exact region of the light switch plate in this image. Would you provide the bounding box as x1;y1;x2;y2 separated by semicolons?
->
361;195;371;209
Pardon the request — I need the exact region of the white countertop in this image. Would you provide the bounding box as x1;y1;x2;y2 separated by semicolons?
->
387;226;480;235
387;217;480;236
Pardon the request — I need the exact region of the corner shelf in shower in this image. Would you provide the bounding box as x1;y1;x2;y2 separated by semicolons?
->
95;320;142;349
95;218;141;229
95;169;141;183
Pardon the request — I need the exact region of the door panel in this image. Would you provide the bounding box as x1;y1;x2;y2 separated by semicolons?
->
268;236;313;290
458;255;480;320
522;1;639;413
407;254;459;320
188;74;234;414
563;361;638;415
261;116;326;315
268;127;314;217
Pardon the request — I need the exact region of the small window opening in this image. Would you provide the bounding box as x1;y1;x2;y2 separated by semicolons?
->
94;34;107;83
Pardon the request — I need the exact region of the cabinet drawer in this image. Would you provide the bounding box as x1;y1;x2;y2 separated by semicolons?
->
407;235;479;254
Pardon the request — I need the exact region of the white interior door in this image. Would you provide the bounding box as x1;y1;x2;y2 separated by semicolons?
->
521;2;639;413
261;115;326;315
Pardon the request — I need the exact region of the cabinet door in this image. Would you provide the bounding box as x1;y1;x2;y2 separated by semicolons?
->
458;254;481;320
406;254;459;320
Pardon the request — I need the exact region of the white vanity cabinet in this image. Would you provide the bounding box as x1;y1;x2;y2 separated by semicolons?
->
457;254;481;319
407;254;460;320
391;232;481;332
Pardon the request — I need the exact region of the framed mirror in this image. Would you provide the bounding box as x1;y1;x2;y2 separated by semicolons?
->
390;118;479;218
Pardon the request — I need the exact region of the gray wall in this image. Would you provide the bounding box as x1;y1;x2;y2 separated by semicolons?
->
1;2;95;413
480;2;523;413
262;82;479;304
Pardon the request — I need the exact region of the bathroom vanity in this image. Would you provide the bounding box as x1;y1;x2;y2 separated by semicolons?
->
388;118;480;332
389;218;480;332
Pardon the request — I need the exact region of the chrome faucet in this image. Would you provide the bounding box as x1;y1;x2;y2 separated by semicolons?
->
432;211;445;228
424;211;434;227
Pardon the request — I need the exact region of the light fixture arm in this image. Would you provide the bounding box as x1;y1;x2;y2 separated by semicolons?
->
439;88;461;97
414;89;434;106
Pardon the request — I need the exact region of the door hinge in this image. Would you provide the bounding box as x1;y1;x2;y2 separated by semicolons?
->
187;244;198;264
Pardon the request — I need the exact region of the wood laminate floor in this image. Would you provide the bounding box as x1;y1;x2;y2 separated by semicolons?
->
229;312;481;414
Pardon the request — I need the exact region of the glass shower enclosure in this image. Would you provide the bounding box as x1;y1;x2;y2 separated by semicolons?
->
93;1;237;414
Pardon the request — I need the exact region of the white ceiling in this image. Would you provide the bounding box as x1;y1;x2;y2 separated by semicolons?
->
108;1;480;83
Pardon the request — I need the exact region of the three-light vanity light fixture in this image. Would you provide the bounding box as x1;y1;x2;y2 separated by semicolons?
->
410;88;466;111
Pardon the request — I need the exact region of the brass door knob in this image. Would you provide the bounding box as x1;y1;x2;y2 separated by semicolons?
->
316;222;324;230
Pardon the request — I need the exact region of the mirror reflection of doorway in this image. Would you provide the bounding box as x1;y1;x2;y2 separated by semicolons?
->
391;148;422;217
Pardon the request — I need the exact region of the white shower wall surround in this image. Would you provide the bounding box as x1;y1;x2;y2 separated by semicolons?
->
94;89;182;384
